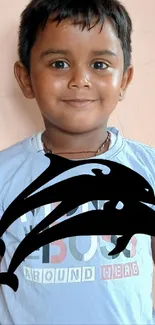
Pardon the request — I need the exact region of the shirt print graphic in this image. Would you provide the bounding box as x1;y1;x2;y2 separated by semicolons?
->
22;199;139;285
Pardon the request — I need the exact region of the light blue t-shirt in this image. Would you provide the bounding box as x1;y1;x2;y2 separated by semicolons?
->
0;126;155;325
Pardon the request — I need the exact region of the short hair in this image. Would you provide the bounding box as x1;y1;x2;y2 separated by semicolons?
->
17;0;133;74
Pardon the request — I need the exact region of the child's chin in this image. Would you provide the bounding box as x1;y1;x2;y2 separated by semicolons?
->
60;122;97;134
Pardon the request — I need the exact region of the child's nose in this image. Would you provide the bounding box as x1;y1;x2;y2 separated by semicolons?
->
68;69;92;89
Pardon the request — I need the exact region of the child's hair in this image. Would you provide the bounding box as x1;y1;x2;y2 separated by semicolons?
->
17;0;133;75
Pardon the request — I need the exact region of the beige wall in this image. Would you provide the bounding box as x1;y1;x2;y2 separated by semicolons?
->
0;0;155;150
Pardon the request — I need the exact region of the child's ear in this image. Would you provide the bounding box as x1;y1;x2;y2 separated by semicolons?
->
14;61;34;99
119;65;134;101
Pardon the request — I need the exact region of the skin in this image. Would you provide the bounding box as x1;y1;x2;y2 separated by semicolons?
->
14;17;133;159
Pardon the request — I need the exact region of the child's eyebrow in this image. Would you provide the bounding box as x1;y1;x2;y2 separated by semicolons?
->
39;48;117;60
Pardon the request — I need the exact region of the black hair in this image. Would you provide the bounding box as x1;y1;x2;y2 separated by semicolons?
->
17;0;133;74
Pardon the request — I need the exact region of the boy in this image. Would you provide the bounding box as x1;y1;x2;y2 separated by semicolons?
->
0;0;155;324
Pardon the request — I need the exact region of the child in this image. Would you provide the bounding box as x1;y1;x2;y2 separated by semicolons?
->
0;0;155;324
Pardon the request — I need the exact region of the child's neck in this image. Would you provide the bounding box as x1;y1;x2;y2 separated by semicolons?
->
42;124;110;159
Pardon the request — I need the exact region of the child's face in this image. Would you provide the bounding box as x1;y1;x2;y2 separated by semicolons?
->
15;17;133;134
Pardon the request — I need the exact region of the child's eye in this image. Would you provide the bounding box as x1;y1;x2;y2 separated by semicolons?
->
50;61;69;69
91;62;109;70
50;61;109;70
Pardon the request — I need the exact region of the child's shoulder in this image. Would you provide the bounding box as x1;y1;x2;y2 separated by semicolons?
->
0;136;30;163
123;134;155;157
0;136;33;182
0;137;31;203
122;134;155;175
110;127;155;165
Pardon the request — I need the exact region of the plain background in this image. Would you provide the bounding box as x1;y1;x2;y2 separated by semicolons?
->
0;0;155;308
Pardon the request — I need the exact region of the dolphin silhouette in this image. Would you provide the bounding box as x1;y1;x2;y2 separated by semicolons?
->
0;199;155;292
0;157;154;258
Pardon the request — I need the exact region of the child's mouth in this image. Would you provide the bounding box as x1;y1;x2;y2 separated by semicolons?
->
62;100;96;108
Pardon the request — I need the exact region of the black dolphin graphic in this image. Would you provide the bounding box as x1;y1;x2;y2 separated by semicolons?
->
0;157;154;257
0;167;153;247
0;155;154;243
0;199;155;292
